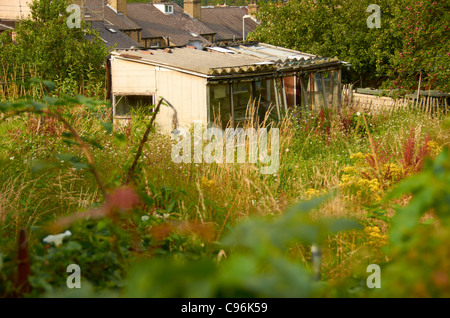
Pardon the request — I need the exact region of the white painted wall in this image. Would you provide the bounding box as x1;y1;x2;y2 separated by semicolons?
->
110;57;208;133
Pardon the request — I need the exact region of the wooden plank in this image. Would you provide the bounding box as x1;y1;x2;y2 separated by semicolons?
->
320;73;328;109
299;75;309;110
445;97;448;115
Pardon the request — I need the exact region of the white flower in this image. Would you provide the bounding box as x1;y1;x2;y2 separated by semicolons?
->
9;157;14;160
356;112;361;116
43;230;72;247
285;148;289;152
141;215;150;221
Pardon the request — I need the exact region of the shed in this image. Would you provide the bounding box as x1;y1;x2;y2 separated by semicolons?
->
109;43;347;132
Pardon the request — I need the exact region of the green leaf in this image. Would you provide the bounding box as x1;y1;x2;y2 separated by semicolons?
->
328;219;363;233
101;122;113;134
42;80;56;91
43;96;59;105
114;133;127;146
54;153;76;162
31;160;57;174
64;241;82;251
76;94;88;104
31;100;47;111
62;139;80;147
70;161;89;170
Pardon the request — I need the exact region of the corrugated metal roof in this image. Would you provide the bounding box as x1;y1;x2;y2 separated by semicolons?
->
114;47;264;75
113;43;345;77
229;43;316;61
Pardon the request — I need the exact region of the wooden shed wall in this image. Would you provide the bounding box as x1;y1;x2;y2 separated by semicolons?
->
110;57;208;133
155;67;208;132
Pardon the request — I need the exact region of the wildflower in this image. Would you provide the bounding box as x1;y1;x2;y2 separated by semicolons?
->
384;163;404;181
350;152;367;161
342;166;357;174
364;226;388;247
304;188;327;199
42;230;72;247
141;215;150;221
427;141;442;157
356;112;361;116
9;156;14;160
201;176;217;189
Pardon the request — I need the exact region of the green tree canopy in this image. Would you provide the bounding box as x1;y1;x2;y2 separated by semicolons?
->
0;0;109;96
249;0;449;92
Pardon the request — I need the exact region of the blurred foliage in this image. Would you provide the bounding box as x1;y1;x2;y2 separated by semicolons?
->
372;147;450;296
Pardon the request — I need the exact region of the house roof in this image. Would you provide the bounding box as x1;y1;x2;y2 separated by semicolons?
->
88;21;143;50
103;5;142;31
84;0;105;20
0;20;16;29
112;44;344;78
84;0;142;31
127;2;213;46
200;6;259;41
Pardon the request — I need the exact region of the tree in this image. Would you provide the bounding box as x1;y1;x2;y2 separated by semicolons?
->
0;0;109;97
249;0;449;91
382;0;450;92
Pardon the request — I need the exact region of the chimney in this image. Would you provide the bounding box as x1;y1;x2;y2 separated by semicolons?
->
108;0;127;15
248;0;257;19
184;0;201;21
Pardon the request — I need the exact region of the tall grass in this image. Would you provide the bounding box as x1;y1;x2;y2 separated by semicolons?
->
0;97;449;283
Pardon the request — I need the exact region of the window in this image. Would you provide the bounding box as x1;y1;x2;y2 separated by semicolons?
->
114;95;154;117
150;42;160;48
165;5;173;14
209;79;280;129
209;84;232;129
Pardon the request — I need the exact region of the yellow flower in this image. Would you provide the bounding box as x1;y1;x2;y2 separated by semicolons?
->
427;141;442;157
350;152;367;161
304;188;327;199
384;163;404;181
342;166;357;174
201;176;216;189
364;226;389;247
371;226;380;233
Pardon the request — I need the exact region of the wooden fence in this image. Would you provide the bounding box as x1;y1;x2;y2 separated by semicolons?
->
341;84;449;115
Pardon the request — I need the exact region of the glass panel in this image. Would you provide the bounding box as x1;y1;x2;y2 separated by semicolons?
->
321;71;336;107
313;73;324;110
232;82;253;128
254;79;276;124
298;75;310;109
209;83;232;129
